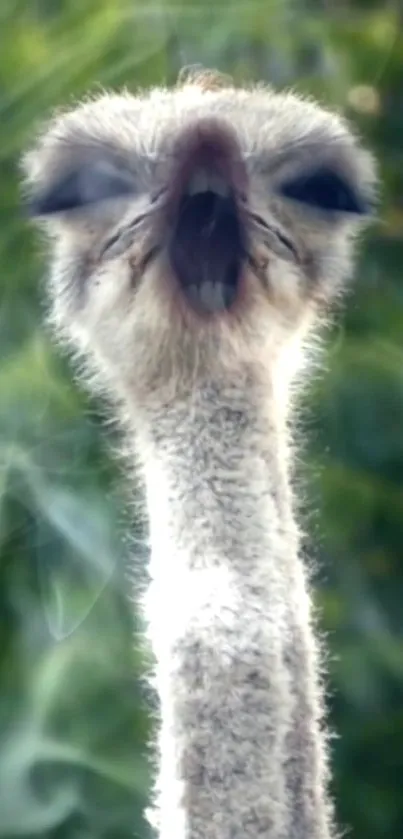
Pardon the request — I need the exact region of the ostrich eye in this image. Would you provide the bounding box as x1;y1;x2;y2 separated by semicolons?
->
28;158;136;216
280;167;368;214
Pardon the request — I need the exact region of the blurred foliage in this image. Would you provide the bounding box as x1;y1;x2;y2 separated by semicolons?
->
0;1;402;838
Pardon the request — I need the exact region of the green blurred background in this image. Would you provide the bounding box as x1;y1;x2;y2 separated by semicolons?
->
1;1;402;837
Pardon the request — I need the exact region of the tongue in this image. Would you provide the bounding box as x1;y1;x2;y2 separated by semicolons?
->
169;191;244;312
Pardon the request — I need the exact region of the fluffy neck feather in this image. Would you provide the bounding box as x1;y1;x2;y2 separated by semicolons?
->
132;368;333;839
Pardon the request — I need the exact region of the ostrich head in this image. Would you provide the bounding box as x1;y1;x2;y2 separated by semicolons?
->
23;69;376;406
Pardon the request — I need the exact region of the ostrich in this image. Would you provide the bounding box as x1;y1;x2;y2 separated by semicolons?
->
23;68;376;839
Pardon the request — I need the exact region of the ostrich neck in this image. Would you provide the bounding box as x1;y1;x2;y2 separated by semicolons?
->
134;373;333;839
142;376;296;577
